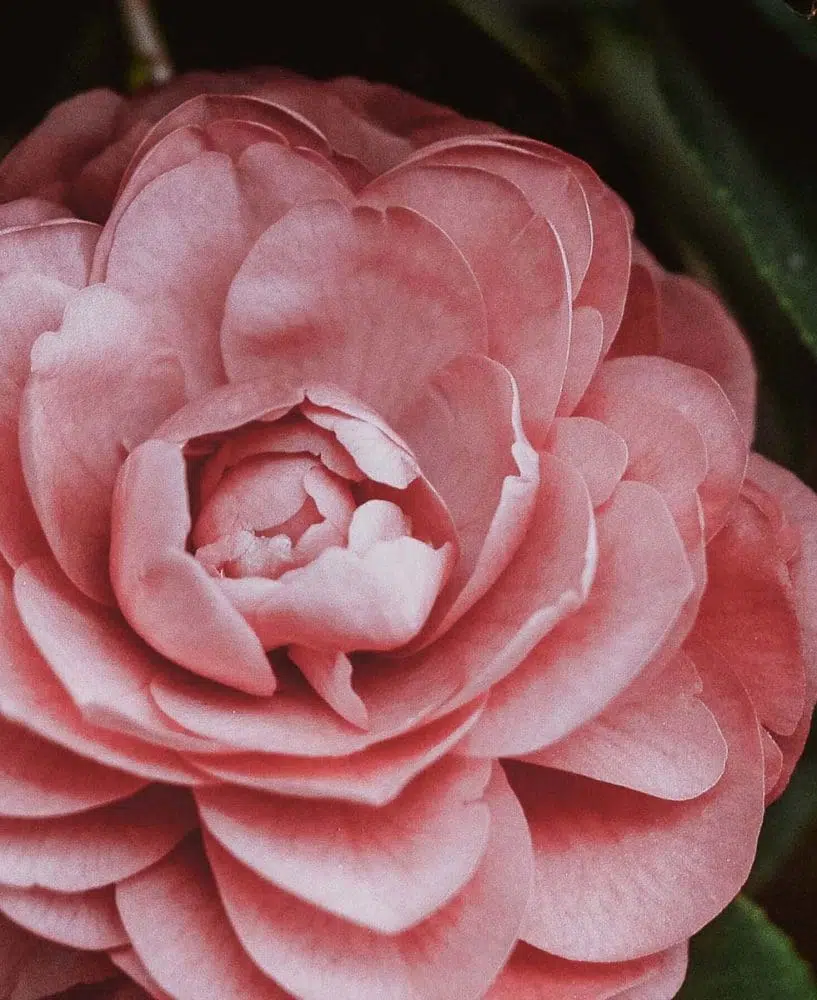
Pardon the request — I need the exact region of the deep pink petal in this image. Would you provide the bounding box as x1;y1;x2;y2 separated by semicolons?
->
13;557;216;752
198;756;490;934
587;356;747;539
0;559;207;785
0;885;127;950
207;763;532;1000
395;355;539;644
761;727;785;800
110;440;276;695
0;198;69;229
184;699;485;805
0;785;195;892
656;270;756;443
110;948;175;1000
519;651;727;800
516;646;764;961
221;201;487;419
556;305;605;416
115;837;292;1000
608;260;661;359
544;416;628;507
0;715;145;818
462;481;693;756
0;220;98;287
20;284;186;603
486;941;683;1000
694;490;806;735
0;273;71;569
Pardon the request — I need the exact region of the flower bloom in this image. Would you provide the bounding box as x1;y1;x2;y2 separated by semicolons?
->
0;70;815;1000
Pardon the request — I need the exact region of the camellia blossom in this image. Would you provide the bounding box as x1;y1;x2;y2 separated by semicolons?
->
0;69;816;1000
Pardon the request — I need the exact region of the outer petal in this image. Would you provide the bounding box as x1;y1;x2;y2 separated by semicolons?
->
0;220;98;287
115;838;289;1000
197;756;491;934
516;646;764;962
519;651;727;800
110;440;276;695
0;885;127;950
0;785;196;892
19;284;186;603
208;764;532;1000
221;201;488;420
462;481;693;756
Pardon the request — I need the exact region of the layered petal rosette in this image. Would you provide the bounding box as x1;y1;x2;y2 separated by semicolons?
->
1;70;816;1000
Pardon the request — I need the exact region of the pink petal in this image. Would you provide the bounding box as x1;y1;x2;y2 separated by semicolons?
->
198;756;491;934
395;355;539;644
20;284;187;604
656;270;756;444
0;89;123;203
519;651;727;800
608;260;661;358
13;557;215;752
110;440;276;695
761;727;785;800
694;490;805;735
221;201;487;419
110;949;175;1000
0;220;98;287
486;941;684;1000
462;481;693;756
207;763;532;1000
102;152;256;396
0;885;127;950
544;416;628;507
556;305;604;416
0;559;207;785
587;356;747;540
288;647;368;729
0;198;69;229
184;699;485;805
0;273;71;569
516;645;764;961
0;785;195;892
611;944;688;999
0;715;144;818
115;838;291;1000
218;533;452;651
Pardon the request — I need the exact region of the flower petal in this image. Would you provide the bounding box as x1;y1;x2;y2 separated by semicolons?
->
462;481;693;756
208;763;532;1000
0;220;98;287
115;837;289;1000
0;885;127;950
0;785;196;892
516;645;764;961
544;416;628;507
110;440;276;695
221;201;487;420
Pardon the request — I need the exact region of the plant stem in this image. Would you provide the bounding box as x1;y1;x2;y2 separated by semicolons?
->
119;0;174;88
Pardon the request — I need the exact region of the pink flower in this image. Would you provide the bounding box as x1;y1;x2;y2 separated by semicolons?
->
0;70;815;1000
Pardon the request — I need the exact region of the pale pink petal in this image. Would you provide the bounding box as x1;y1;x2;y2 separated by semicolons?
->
20;284;186;603
0;785;195;892
360;162;533;283
611;945;688;1000
185;699;485;805
519;651;727;800
556;305;604;416
608;260;661;358
218;533;452;651
0;273;71;568
0;220;98;287
198;756;490;934
0;716;144;818
544;416;628;507
288;647;368;728
587;356;747;539
0;198;69;229
109;948;176;1000
207;763;532;1000
0;560;206;785
115;838;291;1000
656;271;756;443
102;152;256;395
0;886;127;950
13;557;215;752
462;481;693;756
395;355;539;644
221;201;487;419
110;440;276;695
694;491;805;735
486;942;683;1000
517;646;764;961
0;89;123;202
